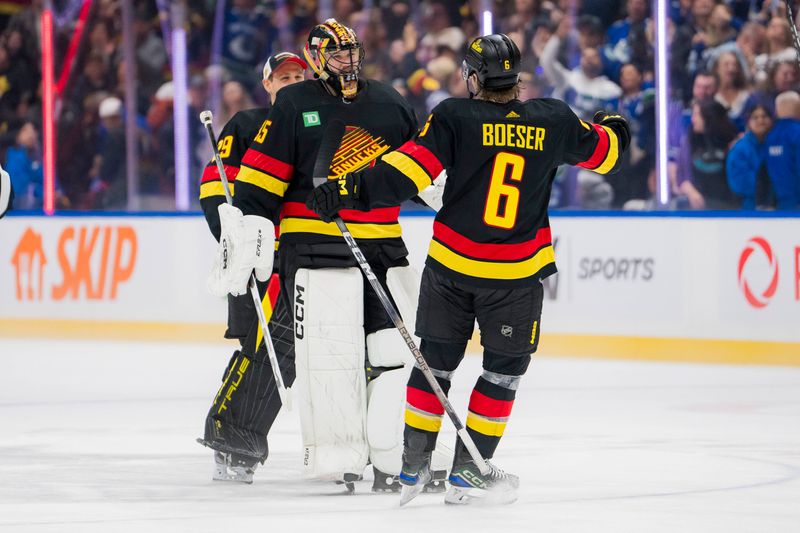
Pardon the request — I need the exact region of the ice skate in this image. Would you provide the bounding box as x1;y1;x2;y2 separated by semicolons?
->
398;446;437;506
372;466;402;493
335;473;363;493
212;451;258;484
445;443;518;505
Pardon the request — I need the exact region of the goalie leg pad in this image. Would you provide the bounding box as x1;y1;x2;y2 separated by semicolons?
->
366;364;409;476
365;265;421;367
201;280;295;461
294;267;368;480
366;266;453;475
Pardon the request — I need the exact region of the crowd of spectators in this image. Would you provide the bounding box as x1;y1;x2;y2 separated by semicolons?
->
0;0;798;211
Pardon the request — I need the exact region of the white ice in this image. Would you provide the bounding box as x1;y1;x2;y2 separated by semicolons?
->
1;338;799;533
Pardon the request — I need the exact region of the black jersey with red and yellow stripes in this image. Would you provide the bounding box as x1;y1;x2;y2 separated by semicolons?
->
199;108;271;241
356;97;625;288
233;78;417;264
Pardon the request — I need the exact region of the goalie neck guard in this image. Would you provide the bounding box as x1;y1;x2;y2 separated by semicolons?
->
462;34;521;98
303;18;365;100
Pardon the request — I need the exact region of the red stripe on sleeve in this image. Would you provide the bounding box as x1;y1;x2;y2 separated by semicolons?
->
397;141;444;179
280;201;400;223
407;386;445;415
201;164;240;183
576;124;609;170
241;150;294;181
468;390;514;418
433;221;551;261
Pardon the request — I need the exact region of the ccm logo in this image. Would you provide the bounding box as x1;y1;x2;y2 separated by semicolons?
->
294;285;305;339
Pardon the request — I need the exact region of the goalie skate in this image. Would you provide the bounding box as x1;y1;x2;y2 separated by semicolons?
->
212;451;257;484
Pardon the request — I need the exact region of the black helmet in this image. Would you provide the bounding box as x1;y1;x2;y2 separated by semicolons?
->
303;18;365;99
462;34;521;96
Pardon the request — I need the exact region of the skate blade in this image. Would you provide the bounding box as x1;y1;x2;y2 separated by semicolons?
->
399;483;426;506
212;471;253;484
444;485;517;506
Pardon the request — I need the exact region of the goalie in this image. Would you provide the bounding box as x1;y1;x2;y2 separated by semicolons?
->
207;19;448;491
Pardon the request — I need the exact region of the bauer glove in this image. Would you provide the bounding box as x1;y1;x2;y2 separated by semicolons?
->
306;173;366;222
207;204;274;297
593;111;631;153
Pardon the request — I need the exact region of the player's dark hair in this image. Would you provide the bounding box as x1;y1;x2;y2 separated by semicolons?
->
476;83;520;103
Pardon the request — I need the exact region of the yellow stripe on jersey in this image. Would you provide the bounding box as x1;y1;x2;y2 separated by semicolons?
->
405;408;443;432
199;181;234;199
237;166;290;197
382;151;433;193
594;125;620;174
466;412;507;437
428;241;555;280
280;218;403;239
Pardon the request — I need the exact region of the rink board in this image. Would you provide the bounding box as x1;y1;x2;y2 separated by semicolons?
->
1;213;799;363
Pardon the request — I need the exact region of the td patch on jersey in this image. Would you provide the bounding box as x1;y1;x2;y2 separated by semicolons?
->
303;111;321;127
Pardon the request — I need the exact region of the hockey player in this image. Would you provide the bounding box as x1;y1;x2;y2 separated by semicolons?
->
308;33;630;504
207;19;449;492
198;52;307;483
0;162;12;218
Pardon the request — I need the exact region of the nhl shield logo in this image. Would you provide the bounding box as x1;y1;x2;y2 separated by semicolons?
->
501;325;513;338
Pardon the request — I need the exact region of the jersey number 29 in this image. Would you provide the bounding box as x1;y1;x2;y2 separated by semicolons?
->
483;151;525;229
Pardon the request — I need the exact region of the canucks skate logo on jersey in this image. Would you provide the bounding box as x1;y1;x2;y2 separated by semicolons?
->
329;126;390;176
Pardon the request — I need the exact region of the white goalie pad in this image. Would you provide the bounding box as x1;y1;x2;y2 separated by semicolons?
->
367;366;453;476
366;266;452;475
366;266;421;368
294;267;368;480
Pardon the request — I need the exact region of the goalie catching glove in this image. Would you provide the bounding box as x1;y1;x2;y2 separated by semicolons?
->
207;203;274;297
306;173;366;222
593;111;631;153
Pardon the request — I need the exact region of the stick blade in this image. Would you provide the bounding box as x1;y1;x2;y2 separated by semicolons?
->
313;118;346;186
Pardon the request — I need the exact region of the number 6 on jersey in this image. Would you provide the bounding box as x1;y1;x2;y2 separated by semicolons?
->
483;151;525;229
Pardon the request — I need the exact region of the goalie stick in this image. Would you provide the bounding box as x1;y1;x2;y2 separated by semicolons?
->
312;119;490;477
199;110;291;410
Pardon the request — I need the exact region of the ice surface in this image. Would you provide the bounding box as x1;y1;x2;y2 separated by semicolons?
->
1;338;799;532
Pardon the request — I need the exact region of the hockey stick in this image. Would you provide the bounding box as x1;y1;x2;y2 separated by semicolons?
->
199;110;291;411
313;119;489;475
785;0;800;71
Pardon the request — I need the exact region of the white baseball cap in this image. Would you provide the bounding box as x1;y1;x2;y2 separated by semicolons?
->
99;96;123;118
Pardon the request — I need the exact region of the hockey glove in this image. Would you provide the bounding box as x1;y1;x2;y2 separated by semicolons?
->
593;111;631;153
207;204;275;297
306;173;365;222
0;163;13;219
416;170;447;212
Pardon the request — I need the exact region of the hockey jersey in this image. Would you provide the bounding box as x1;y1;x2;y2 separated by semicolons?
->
199;107;271;240
354;97;624;288
233;79;418;264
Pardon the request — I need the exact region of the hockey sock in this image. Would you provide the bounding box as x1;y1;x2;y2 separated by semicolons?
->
464;352;531;460
403;340;465;457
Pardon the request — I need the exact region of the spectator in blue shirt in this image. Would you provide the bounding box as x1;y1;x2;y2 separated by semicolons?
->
765;91;800;210
727;104;775;209
4;121;42;209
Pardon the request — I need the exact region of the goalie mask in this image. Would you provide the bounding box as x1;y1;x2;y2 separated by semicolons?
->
303;18;365;100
